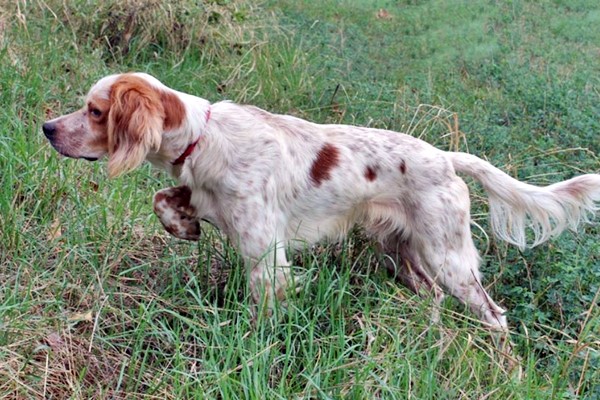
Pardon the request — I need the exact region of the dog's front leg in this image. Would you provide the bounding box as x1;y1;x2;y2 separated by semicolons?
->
153;186;201;241
245;243;302;315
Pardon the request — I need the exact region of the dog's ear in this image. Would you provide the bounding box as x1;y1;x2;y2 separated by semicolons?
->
107;76;164;177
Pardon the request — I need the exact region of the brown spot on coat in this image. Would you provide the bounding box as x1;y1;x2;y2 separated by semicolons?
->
399;159;407;174
153;186;194;214
310;143;340;186
160;90;186;130
170;186;193;207
153;191;167;206
365;165;378;181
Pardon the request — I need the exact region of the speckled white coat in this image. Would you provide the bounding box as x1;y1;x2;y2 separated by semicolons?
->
44;72;600;332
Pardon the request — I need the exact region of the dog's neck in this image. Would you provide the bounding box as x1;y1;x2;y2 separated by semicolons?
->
146;92;212;176
171;106;211;166
171;138;200;166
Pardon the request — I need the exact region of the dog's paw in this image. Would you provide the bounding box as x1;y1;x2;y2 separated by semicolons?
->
153;186;201;241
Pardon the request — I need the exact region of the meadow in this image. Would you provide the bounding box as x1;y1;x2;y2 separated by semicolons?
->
0;0;598;398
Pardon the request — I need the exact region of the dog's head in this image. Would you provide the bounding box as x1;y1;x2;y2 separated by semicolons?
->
43;73;186;177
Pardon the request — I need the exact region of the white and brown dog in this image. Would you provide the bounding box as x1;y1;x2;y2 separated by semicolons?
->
43;72;600;332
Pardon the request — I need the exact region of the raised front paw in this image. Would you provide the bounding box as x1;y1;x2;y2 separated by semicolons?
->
153;186;201;241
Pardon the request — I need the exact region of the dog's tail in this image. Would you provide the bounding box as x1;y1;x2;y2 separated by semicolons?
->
448;152;600;249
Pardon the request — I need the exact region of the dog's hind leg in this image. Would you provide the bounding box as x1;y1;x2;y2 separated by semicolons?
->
418;233;508;331
378;234;445;323
410;177;519;368
410;179;508;333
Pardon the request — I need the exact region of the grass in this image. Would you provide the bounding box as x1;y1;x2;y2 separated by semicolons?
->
1;0;599;398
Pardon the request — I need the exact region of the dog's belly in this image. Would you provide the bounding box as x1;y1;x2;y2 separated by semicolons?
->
285;215;355;249
283;184;411;250
284;199;370;249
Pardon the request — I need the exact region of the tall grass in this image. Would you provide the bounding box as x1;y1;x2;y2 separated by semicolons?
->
0;0;598;398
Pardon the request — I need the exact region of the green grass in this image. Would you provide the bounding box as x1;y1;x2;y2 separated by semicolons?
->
1;0;599;398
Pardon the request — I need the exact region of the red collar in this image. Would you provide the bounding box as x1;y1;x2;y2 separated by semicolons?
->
171;107;211;166
172;139;199;165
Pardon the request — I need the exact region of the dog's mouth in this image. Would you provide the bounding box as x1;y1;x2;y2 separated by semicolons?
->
47;141;99;162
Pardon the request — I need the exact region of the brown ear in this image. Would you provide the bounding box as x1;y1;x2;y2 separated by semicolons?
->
107;75;164;177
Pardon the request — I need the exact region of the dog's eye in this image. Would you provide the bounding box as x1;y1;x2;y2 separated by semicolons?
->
90;108;102;117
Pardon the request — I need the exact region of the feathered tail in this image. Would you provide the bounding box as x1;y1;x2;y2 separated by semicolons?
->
448;152;600;249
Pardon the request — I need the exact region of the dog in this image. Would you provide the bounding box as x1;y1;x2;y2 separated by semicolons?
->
43;72;600;332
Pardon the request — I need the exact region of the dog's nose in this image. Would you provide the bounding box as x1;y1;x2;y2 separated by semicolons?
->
42;122;56;139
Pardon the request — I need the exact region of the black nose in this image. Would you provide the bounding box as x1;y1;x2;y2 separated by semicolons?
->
43;122;56;140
